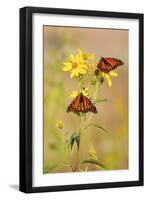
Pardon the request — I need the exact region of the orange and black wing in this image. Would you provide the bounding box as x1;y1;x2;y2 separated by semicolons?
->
98;57;124;73
82;95;97;113
67;94;81;113
67;93;97;113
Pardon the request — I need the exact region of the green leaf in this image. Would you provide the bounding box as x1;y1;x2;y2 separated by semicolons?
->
68;133;80;151
68;134;75;150
44;164;58;173
75;135;80;151
70;137;75;150
82;159;106;169
86;123;108;134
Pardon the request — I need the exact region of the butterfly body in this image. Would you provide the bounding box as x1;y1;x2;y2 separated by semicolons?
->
98;57;124;73
67;93;97;113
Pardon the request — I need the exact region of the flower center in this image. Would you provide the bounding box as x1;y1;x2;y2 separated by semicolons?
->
83;53;88;60
72;62;78;69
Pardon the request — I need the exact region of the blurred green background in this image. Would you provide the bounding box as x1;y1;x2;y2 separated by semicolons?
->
43;26;128;173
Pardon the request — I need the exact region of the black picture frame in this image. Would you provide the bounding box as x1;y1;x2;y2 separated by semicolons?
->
19;6;144;193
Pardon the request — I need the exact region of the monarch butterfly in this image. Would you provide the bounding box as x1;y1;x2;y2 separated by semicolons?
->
97;57;124;73
67;93;97;113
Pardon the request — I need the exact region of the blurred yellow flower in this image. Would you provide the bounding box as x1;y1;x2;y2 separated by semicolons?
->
56;120;64;129
82;87;89;96
62;52;87;78
109;71;118;77
78;48;94;61
104;74;112;87
70;91;79;98
100;71;118;87
88;144;97;159
70;88;89;98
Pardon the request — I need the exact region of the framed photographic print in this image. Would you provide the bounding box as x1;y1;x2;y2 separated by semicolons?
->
19;6;144;193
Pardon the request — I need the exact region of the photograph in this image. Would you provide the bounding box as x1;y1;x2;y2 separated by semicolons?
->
43;26;128;174
19;7;143;193
0;0;145;199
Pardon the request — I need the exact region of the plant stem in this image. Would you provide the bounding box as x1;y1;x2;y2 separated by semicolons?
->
74;113;86;172
64;144;75;172
72;79;101;172
74;146;79;171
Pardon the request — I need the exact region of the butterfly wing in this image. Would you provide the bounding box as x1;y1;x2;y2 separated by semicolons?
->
98;58;110;73
67;94;81;113
105;57;124;70
67;93;97;113
98;57;124;73
82;95;97;113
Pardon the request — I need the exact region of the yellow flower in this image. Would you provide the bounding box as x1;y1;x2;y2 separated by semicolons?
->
63;52;87;78
70;88;89;98
88;144;97;159
56;120;64;129
109;71;118;77
78;49;95;75
82;87;89;96
70;91;79;98
101;71;118;87
78;48;94;61
88;62;98;74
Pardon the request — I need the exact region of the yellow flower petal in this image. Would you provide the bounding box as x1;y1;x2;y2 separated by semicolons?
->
79;68;86;74
75;54;80;62
62;63;72;71
108;78;112;87
105;74;112;87
69;53;75;62
70;69;77;78
56;120;64;129
77;49;83;61
80;64;87;69
88;54;95;60
63;61;68;65
78;48;82;53
82;87;89;96
109;71;118;77
70;91;79;98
